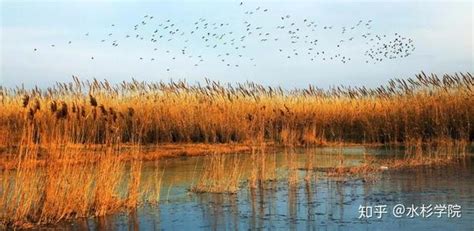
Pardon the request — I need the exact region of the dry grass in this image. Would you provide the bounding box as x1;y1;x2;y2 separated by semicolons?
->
0;72;472;228
0;113;159;228
0;72;472;147
0;144;152;228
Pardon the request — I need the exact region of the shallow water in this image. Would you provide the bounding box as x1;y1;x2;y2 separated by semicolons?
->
48;147;474;230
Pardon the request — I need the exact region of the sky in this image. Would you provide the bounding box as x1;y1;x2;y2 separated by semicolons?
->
1;0;472;89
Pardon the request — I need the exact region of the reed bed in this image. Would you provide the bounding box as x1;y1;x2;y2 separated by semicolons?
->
0;72;472;227
0;144;156;228
0;72;472;149
0;105;159;228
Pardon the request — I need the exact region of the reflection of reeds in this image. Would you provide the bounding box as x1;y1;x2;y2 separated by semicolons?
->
327;141;469;177
304;151;315;182
388;140;468;169
286;149;299;187
141;161;164;205
191;154;242;193
248;148;277;189
288;178;298;230
304;179;316;230
248;149;259;189
247;178;277;230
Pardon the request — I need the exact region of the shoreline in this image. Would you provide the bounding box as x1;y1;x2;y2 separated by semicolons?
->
0;141;471;170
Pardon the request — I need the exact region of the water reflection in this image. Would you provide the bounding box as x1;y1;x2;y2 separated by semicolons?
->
49;147;473;230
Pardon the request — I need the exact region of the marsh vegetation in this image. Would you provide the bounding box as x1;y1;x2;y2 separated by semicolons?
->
0;72;472;228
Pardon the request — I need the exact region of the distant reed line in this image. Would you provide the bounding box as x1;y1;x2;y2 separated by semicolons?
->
0;72;472;146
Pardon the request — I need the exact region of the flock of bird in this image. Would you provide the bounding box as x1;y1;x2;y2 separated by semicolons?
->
33;2;416;72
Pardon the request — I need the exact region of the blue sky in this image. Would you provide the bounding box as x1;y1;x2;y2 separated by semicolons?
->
1;0;472;89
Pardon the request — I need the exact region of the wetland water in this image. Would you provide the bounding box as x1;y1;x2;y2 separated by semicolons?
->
51;147;473;230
